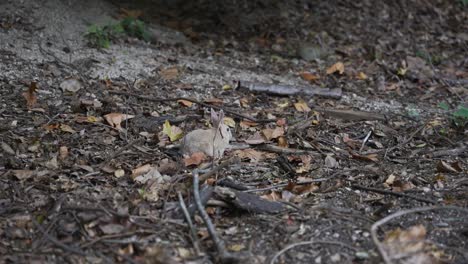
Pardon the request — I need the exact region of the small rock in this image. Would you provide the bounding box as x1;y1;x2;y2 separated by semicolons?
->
60;79;82;93
1;142;15;155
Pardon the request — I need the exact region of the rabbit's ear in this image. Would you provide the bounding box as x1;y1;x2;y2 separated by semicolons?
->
218;110;225;123
210;108;219;127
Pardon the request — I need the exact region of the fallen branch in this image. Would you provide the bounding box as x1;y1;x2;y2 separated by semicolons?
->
33;219;86;256
236;81;342;99
351;184;437;204
257;144;322;155
371;206;468;264
270;240;357;264
108;90;276;123
314;108;386;121
214;186;285;214
178;191;201;256
192;171;244;263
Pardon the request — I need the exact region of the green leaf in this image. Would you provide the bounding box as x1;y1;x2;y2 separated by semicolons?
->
438;102;449;111
453;106;468;118
162;120;183;142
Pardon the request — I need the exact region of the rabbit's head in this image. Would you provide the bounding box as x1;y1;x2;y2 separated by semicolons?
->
218;123;232;142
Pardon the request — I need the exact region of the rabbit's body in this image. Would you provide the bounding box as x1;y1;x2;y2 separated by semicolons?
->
181;124;232;159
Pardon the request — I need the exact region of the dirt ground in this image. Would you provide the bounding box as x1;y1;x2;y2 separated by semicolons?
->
0;0;467;263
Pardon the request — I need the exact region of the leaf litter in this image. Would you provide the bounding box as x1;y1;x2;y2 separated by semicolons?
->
0;0;467;263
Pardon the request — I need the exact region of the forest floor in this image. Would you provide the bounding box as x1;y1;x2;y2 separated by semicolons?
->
0;0;467;263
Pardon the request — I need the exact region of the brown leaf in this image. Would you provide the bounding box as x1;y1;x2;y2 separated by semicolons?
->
183;152;207;167
296;155;312;173
12;170;35;180
159;67;179;80
177;99;193;107
239;120;258;129
157;158;179;175
60;124;76;133
300;72;320;82
59;146;69;160
22;82;38;109
204;98;224;106
294;101;311;112
239;97;250;108
277;136;288;148
326;62;345;75
357;72;368;80
351;152;379;162
276;118;287;127
131;164;152;178
104;113;135;130
244;132;266;145
234;149;266;162
262;127;284;141
261;191;282;201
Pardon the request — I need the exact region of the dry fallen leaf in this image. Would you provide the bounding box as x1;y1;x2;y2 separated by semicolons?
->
22;81;38;109
278;136;288;148
244;132;266;145
12;170;35;180
234;149;265;162
132;164;152;178
296;155;312;173
239;97;249;108
59;146;69;160
177;99;193;107
60;124;76;133
239;120;258;129
262;127;284;141
276;118;287;127
159;67;179;80
351;152;379;162
162;120;183;142
294;100;311;112
104;113;135;130
204;98;224;106
383;225;439;264
300;71;320;82
223;117;236;128
357;72;368;80
261;191;282;202
183;152;207;167
326;62;345;75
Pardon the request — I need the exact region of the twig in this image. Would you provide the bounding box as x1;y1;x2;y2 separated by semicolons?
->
193;171;236;262
99;138;145;167
108;90;276;123
384;123;427;158
199;156;241;183
257;144;321;155
351;184;437;204
243;178;331;193
359;130;373;153
178;191;201;256
270;240;357;264
33;219;86;256
370;206;468;264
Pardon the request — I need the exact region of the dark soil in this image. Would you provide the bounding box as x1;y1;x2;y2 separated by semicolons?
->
1;0;467;263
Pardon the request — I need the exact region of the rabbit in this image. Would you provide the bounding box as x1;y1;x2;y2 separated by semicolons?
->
181;109;232;159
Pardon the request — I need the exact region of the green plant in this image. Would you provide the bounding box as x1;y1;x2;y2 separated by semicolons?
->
415;50;442;65
85;23;125;48
121;17;150;41
85;18;149;49
439;102;468;128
